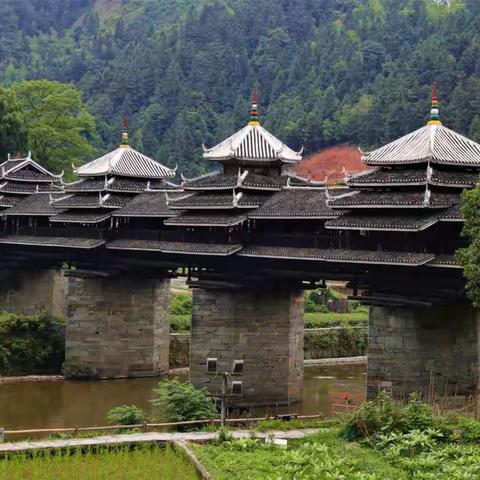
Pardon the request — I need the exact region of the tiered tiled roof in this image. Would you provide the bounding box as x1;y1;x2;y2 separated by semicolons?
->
326;83;476;270
112;192;181;218
107;239;242;256
249;188;342;219
239;246;434;266
0;235;104;249
0;153;63;215
52;126;177;225
347;166;478;188
325;211;441;232
203;93;302;166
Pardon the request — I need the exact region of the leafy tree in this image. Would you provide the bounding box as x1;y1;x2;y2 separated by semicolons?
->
12;80;96;174
0;311;65;375
0;86;26;160
457;187;480;306
151;378;216;424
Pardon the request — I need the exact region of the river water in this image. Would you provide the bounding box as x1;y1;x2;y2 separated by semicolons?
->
0;364;366;432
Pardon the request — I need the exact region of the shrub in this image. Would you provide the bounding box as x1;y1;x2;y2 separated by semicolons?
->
151;378;217;425
107;405;146;426
342;392;434;440
171;293;192;315
0;311;65;375
170;314;191;332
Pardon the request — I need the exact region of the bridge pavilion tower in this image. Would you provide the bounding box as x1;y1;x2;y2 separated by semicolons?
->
326;83;480;399
0;123;178;379
0;153;67;316
175;94;310;404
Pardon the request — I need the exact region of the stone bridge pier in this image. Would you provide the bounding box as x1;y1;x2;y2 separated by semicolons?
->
0;268;67;317
190;288;304;405
64;274;171;378
367;304;480;400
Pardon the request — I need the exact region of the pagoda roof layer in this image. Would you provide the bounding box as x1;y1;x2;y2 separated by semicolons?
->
74;146;175;179
4;193;64;216
328;190;458;209
363;124;480;166
112;192;180;218
249;188;342;219
0;181;59;194
4;169;59;183
164;212;247;227
239;246;435;266
203;124;302;165
347;167;478;188
107;239;242;256
50;211;111;224
64;179;106;193
439;203;464;222
52;193;131;209
426;254;462;269
0;195;24;208
0;154;62;182
182;171;286;191
168;192;267;210
0;235;105;249
325;211;441;232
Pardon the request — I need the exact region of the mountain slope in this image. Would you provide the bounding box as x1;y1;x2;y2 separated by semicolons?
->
0;0;479;175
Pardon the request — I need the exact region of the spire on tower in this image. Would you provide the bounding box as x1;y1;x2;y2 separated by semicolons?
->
120;117;130;147
427;81;442;126
248;90;260;126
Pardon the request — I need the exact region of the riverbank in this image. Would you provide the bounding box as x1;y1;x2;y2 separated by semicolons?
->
0;356;367;384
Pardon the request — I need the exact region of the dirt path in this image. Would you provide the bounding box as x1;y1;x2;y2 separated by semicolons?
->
0;429;319;453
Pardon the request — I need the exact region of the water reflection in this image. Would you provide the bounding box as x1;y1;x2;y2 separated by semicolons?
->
0;364;365;431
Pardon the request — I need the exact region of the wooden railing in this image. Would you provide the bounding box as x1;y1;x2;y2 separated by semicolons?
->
2;414;324;439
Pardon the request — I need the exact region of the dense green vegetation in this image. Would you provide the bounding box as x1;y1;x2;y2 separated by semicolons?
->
170;290;368;332
0;311;64;375
458;187;480;306
0;80;95;175
304;325;367;359
0;1;479;176
0;444;199;480
194;395;480;479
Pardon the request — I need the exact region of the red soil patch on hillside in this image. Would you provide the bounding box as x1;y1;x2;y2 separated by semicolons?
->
293;145;368;185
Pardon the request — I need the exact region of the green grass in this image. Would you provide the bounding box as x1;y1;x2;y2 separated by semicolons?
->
170;312;368;332
170;313;191;332
304;311;368;328
0;444;199;480
192;428;407;480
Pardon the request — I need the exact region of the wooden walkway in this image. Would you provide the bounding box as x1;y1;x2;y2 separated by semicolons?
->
0;428;319;454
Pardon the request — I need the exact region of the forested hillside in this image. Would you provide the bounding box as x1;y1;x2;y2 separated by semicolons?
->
0;0;479;175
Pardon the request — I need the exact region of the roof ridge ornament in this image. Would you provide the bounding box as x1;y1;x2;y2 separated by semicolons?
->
237;168;249;187
120;117;130;148
248;90;260;126
427;81;442;126
181;170;220;185
426;163;433;183
233;190;243;207
424;184;431;207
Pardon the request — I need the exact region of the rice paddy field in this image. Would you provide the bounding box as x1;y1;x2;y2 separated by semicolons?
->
0;444;199;480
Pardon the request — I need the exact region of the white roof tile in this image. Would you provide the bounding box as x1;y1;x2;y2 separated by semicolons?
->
363;124;480;166
203;124;302;164
74;147;175;178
